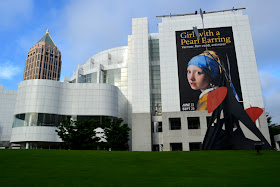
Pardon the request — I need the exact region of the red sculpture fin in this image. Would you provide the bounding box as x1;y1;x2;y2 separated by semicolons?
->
207;87;227;113
245;107;263;122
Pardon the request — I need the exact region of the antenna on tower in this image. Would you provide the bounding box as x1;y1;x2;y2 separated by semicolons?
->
156;8;245;18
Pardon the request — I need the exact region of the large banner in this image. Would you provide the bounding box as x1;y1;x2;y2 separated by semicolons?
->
176;27;243;111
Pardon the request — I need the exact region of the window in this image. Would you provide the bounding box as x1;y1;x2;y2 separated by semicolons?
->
169;118;181;130
13;113;70;127
78;75;86;83
151;94;162;116
158;122;162;132
189;142;201;151
152;145;159;151
188;117;200;129
150;65;161;89
152;122;162;132
170;143;182;151
149;39;160;61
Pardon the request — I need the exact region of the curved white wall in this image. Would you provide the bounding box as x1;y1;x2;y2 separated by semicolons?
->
85;46;128;67
11;126;62;143
14;79;127;118
11;79;128;143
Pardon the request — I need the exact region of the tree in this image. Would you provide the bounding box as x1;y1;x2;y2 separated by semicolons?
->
266;113;280;149
103;118;131;151
56;119;100;150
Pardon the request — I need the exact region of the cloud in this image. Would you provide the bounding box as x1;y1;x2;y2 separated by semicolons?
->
0;0;34;30
259;71;280;94
56;1;130;60
259;70;280;124
55;0;209;72
0;62;21;80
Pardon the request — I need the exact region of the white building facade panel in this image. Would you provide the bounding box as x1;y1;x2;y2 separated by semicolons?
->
14;80;127;118
0;85;17;147
11;80;128;144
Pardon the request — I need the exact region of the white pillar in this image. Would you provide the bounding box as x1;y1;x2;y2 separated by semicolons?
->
275;141;280;151
25;142;29;149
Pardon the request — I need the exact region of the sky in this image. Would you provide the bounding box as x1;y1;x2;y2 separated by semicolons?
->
0;0;279;124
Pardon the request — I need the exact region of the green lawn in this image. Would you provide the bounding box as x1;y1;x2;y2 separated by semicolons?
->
0;150;279;186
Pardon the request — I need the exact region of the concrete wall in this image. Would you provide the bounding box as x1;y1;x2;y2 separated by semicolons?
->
157;110;270;151
131;113;151;151
0;85;17;147
161;111;209;151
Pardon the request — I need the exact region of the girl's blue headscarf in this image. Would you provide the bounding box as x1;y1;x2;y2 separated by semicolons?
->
188;55;220;79
188;54;240;100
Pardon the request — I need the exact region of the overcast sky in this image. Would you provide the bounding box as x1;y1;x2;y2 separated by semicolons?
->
0;0;279;124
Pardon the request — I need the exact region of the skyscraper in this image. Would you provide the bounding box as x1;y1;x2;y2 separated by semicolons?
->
23;29;61;81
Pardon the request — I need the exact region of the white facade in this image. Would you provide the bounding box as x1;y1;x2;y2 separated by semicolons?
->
14;80;127;118
0;85;17;148
2;10;271;150
10;80;127;148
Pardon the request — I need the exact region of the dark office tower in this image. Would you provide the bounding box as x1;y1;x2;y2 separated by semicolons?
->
23;29;61;81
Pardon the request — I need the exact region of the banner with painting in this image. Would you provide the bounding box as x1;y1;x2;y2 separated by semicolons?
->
176;27;242;111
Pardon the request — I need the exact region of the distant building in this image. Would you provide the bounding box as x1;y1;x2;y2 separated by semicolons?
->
1;9;271;150
23;29;61;81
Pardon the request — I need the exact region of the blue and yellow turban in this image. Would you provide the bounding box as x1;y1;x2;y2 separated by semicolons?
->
188;55;220;79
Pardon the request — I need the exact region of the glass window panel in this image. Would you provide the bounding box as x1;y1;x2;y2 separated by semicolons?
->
13;114;26;127
170;118;181;130
13;113;71;127
78;75;86;83
188;117;200;129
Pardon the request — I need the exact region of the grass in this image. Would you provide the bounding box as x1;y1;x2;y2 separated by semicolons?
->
0;150;279;186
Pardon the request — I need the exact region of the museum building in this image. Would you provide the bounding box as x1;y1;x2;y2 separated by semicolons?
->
0;9;271;150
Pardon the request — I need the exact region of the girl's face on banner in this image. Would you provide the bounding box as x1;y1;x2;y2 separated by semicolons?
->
187;65;211;92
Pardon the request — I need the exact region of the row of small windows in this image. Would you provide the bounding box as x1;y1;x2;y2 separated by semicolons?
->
25;57;61;73
152;143;201;151
25;75;59;80
25;67;60;79
170;117;200;130
25;56;61;75
153;117;209;132
27;47;60;57
26;54;60;63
